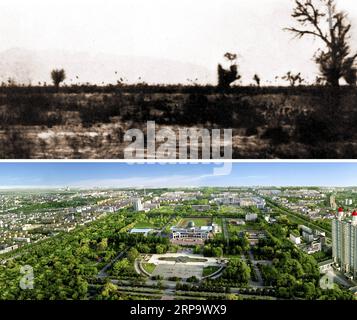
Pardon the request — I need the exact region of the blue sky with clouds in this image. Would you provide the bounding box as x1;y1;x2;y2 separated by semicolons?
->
0;162;356;188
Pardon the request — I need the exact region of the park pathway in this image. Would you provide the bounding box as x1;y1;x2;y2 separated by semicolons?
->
97;247;129;278
248;250;264;286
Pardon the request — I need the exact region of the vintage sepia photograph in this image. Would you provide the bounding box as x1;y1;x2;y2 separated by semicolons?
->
0;0;356;159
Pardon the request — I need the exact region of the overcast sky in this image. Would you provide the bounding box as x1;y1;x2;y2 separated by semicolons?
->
0;0;356;84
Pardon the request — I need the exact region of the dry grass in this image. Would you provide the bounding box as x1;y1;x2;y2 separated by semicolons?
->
0;87;355;158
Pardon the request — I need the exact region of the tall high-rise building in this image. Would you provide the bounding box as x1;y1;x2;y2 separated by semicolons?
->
133;198;143;211
330;194;337;210
332;208;357;279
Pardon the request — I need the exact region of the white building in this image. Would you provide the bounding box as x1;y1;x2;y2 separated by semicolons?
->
306;241;322;254
170;221;218;242
0;244;19;255
171;228;212;241
245;213;258;222
133;198;143;211
129;228;153;236
290;233;301;245
13;237;31;243
253;197;266;209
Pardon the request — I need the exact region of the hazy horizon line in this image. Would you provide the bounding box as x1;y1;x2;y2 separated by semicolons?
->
0;185;354;190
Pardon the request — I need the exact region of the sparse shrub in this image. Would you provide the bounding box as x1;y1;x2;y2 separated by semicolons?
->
282;72;304;87
253;74;261;87
51;69;66;90
217;52;241;89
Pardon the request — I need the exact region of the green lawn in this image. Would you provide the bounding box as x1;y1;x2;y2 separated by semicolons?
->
228;224;246;233
202;266;221;277
218;206;245;215
142;263;156;274
134;221;156;229
149;206;175;214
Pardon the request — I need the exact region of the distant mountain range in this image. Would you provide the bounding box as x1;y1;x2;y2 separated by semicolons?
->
0;48;216;85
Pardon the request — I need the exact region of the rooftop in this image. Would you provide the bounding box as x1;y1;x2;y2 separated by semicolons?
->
129;228;153;234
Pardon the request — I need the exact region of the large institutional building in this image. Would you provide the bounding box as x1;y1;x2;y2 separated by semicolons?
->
170;221;220;245
332;208;357;279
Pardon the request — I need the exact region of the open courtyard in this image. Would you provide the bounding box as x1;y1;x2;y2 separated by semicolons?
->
140;253;226;280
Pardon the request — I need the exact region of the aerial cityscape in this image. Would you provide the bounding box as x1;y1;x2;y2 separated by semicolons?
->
0;162;356;300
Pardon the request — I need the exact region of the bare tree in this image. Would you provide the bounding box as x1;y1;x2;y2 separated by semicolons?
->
217;52;241;89
286;0;357;87
51;69;66;90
